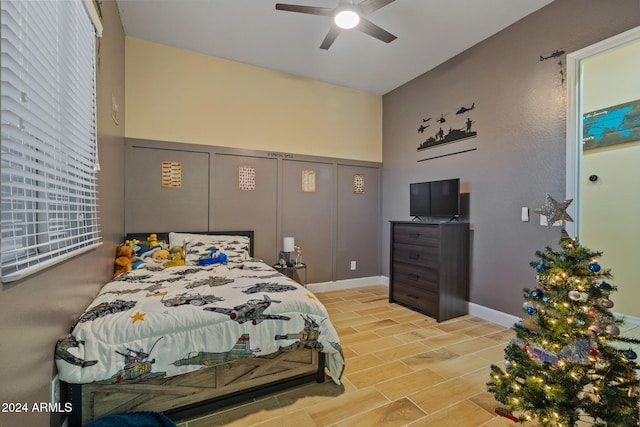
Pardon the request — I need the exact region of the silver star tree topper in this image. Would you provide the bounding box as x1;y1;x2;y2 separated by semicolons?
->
534;194;574;228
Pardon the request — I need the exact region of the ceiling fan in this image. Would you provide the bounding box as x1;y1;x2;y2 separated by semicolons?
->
275;0;397;50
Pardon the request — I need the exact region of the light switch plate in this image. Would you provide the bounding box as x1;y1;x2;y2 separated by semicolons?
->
540;215;562;227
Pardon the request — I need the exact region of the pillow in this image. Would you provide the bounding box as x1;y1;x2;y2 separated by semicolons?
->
168;232;251;265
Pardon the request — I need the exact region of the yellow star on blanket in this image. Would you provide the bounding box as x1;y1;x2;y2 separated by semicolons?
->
130;311;145;323
306;294;317;301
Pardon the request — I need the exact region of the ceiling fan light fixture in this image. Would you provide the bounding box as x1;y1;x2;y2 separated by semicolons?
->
334;10;359;29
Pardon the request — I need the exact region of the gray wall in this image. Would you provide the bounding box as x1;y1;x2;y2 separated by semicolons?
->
381;0;640;317
125;139;381;284
0;2;126;426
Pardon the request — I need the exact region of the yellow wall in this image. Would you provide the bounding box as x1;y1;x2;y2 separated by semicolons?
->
125;37;382;162
581;39;640;318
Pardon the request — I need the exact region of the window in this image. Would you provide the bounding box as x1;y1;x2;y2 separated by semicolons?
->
1;0;103;282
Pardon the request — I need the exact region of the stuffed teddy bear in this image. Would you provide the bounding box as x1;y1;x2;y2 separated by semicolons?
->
123;238;147;270
151;249;170;261
114;244;137;277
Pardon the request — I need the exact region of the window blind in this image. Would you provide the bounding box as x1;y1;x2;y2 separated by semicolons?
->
1;0;101;282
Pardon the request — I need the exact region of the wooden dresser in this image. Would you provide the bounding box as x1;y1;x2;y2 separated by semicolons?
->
389;221;469;322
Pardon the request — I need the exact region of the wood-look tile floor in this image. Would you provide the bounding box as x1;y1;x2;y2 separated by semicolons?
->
175;285;640;427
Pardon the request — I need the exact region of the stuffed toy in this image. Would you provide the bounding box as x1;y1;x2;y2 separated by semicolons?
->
123;238;147;270
163;245;185;268
198;249;227;266
114;244;137;277
147;233;160;248
125;238;141;253
152;249;170;261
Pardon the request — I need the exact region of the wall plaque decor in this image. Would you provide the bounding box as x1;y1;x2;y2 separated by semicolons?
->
417;101;477;152
302;170;316;193
239;166;256;191
583;99;640;150
353;174;365;194
161;161;182;188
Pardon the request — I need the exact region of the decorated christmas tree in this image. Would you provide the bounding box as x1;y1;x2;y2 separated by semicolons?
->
488;195;640;426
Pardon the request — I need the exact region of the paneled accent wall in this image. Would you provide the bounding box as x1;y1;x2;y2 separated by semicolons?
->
336;164;381;280
125;146;210;232
125;138;381;284
281;160;335;284
213;154;278;266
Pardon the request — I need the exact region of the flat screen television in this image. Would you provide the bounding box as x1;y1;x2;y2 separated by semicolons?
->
410;178;460;220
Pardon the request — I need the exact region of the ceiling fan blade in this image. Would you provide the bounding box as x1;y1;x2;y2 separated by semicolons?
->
357;17;397;43
275;4;334;16
358;0;395;15
320;24;341;50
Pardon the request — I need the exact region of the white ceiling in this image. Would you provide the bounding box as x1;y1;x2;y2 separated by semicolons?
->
116;0;554;95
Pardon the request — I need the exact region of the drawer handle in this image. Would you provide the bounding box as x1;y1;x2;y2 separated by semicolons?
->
409;253;420;260
410;233;421;238
408;274;420;280
407;294;419;300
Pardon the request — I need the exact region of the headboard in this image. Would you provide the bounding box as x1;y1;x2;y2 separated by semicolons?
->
124;231;255;258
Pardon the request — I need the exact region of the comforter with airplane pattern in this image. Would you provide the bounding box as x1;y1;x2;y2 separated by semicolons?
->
55;260;344;385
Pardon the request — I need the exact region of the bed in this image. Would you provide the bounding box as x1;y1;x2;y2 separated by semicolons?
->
55;231;344;426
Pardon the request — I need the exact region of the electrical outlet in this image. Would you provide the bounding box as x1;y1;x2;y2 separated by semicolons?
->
51;374;60;405
350;261;356;270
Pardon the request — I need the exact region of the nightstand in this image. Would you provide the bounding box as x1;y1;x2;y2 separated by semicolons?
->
273;263;307;286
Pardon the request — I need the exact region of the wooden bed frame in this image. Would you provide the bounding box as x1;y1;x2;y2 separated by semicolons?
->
66;349;325;426
63;231;328;426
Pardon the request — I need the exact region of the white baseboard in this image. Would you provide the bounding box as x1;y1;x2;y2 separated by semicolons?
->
467;302;520;328
615;312;640;327
308;278;640;331
307;276;388;293
308;278;520;328
468;304;640;329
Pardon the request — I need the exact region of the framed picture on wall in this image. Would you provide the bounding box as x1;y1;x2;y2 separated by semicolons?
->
161;161;182;188
302;170;316;192
353;174;365;194
239;166;256;191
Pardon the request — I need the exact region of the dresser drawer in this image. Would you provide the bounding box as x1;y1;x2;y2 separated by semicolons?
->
391;282;438;315
393;224;439;247
392;262;438;292
392;243;438;269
